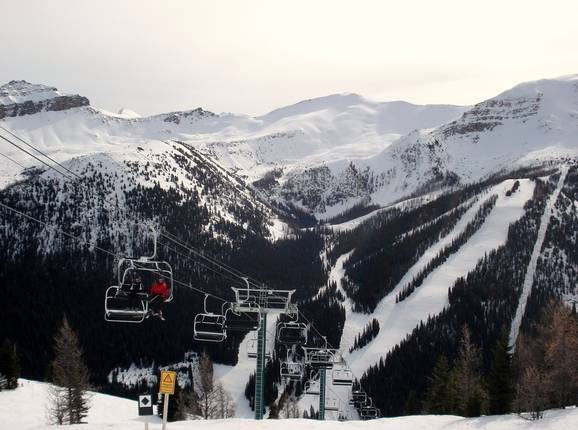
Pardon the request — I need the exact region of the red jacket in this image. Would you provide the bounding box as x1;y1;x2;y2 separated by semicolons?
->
150;281;170;300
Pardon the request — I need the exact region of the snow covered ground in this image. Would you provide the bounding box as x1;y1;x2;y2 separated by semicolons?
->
2;379;577;430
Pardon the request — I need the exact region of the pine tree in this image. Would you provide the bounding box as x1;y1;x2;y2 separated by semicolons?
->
197;350;214;419
0;338;20;390
404;390;421;415
424;354;455;414
46;316;91;425
452;325;485;417
487;332;514;414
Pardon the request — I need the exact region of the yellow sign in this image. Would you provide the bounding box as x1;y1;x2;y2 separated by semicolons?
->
159;370;176;395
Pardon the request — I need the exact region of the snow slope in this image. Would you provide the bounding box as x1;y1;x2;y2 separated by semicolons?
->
508;166;569;349
344;179;535;375
2;379;578;430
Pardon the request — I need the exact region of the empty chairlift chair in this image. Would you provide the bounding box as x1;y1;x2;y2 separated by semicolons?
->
302;347;340;369
193;295;227;342
304;379;321;395
325;397;340;412
276;321;307;345
224;307;260;331
231;278;295;314
349;390;368;408
280;359;304;381
247;335;272;360
332;367;353;386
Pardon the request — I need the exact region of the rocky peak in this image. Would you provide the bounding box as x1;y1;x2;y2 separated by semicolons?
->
0;80;89;119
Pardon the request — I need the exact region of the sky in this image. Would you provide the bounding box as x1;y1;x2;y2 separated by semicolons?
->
1;0;577;116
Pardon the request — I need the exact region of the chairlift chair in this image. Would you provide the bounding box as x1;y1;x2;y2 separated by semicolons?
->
193;295;227;342
325;398;340;412
302;347;340;369
104;285;148;323
277;321;307;345
304;380;320;395
194;313;226;342
280;361;304;381
224;307;260;331
231;278;295;314
332;368;353;386
349;390;368;407
105;228;174;324
247;337;272;360
360;405;380;420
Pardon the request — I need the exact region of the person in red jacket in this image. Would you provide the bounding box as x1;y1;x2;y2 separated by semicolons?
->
147;278;169;320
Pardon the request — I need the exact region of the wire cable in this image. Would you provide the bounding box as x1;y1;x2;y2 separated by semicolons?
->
0;151;26;169
0;126;82;179
0;134;74;180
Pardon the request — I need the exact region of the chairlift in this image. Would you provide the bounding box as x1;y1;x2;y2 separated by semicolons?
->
332;368;353;386
193;295;227;342
360;405;380;420
304;380;320;395
247;336;272;360
280;361;304;381
104;285;148;323
302;347;339;369
349;390;368;407
325;397;340;412
105;229;173;323
277;321;307;345
224;306;260;331
231;278;295;314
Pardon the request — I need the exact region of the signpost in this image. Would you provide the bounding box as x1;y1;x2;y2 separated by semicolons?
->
138;394;154;430
159;370;177;430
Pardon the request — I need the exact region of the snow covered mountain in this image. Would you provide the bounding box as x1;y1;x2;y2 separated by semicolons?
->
2;75;578;419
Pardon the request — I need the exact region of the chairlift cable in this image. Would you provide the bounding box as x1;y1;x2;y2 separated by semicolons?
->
0;126;82;179
0;151;26;169
0;134;74;180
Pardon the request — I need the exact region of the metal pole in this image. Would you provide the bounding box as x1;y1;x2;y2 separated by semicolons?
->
254;312;267;419
145;421;149;430
319;368;326;420
162;393;169;430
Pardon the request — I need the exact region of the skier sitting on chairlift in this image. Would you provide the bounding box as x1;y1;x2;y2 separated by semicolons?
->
124;272;143;310
147;277;169;320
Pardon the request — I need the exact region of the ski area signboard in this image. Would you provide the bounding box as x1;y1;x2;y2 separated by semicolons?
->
159;370;176;395
138;394;153;416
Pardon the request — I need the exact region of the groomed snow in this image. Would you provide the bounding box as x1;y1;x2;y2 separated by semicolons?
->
2;380;578;430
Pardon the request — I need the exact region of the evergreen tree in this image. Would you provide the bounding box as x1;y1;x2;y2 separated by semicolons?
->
404;390;421;415
0;338;20;390
452;325;485;417
424;354;455;414
46;317;91;425
487;332;514;414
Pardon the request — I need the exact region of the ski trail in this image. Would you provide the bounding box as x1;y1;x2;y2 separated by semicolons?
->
508;166;568;350
345;179;535;376
214;316;278;418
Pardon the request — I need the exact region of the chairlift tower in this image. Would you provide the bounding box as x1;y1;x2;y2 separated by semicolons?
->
231;279;296;420
319;367;327;420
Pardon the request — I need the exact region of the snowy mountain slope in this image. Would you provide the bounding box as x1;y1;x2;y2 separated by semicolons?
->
2;380;578;430
339;178;535;375
0;81;467;217
365;74;578;203
3;76;577;218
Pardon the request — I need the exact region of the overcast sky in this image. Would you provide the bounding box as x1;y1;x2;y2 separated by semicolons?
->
1;0;577;116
